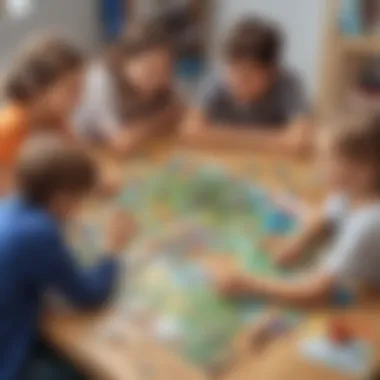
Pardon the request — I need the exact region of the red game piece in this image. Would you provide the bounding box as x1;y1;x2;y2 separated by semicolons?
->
328;319;353;344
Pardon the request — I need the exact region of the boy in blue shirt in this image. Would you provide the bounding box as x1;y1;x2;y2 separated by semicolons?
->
0;135;134;380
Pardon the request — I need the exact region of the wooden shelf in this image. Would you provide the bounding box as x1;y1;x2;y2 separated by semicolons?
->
318;1;380;117
341;36;380;54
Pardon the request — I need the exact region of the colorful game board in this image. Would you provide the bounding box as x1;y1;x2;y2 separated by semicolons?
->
75;154;305;371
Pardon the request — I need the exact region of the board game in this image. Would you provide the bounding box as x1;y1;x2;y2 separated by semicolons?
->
74;153;306;372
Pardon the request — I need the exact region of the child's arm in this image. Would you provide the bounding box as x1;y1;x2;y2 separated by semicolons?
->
218;271;334;305
26;211;136;310
182;109;312;155
219;206;376;305
110;97;184;156
182;73;311;154
274;209;333;266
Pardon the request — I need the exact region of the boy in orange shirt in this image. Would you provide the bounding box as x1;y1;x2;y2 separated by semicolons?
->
0;104;28;166
0;38;84;195
0;105;28;195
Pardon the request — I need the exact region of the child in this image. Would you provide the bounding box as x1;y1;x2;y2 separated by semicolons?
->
0;37;85;194
218;111;380;304
0;135;134;380
182;17;311;154
0;37;122;198
1;37;84;144
74;21;184;155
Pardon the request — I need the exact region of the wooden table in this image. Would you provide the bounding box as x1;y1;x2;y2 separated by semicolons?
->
42;142;380;380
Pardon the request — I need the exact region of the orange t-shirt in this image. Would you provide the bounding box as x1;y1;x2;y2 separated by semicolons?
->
0;104;28;167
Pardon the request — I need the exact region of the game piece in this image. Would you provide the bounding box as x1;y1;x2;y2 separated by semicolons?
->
265;208;294;235
331;286;356;307
328;318;353;344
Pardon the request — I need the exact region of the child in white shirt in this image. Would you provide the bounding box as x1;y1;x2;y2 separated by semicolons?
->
75;21;183;155
219;111;380;304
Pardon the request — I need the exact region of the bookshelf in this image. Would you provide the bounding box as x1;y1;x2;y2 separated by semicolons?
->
342;36;380;53
318;0;380;118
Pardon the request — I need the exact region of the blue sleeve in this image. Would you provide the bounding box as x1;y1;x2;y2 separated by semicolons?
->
23;221;119;309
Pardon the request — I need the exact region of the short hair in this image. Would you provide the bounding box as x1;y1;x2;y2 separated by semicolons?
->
331;111;380;186
116;20;173;59
16;134;97;205
224;17;283;66
4;37;84;103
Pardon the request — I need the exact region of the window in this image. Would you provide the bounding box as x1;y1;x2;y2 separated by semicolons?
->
3;0;33;19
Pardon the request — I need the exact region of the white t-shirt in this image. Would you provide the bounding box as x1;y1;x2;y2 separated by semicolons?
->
74;62;177;141
321;194;380;286
74;63;121;140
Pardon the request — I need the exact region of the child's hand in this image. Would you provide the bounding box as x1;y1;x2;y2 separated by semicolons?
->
111;135;134;156
285;121;311;155
217;274;257;297
98;175;123;199
105;210;138;255
274;241;302;267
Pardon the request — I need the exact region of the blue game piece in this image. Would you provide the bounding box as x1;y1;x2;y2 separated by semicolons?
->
331;286;356;307
265;209;294;235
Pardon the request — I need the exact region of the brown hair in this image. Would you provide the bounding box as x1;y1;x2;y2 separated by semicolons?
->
4;37;84;103
117;21;173;60
331;111;380;187
107;20;173;75
106;21;174;119
16;134;97;205
224;17;283;67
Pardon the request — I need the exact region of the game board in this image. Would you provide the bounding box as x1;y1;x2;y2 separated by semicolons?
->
74;154;305;372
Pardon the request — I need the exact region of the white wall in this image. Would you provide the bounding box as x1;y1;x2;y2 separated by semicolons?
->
211;0;326;98
0;0;100;71
0;0;326;97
